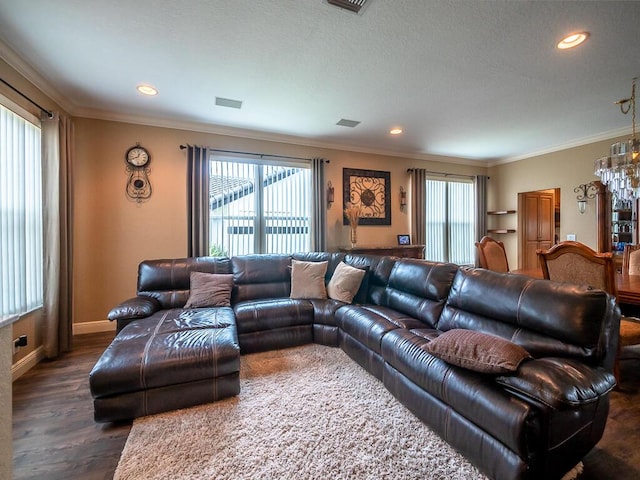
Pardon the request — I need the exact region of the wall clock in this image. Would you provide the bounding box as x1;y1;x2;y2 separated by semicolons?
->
125;143;152;203
342;168;391;225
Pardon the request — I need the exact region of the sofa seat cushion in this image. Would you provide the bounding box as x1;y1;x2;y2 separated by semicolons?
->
360;305;427;330
381;328;537;457
309;298;347;326
233;298;315;334
90;307;239;399
337;305;423;354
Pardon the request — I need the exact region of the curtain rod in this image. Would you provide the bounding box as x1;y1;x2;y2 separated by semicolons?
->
407;168;475;180
179;145;328;163
0;78;54;119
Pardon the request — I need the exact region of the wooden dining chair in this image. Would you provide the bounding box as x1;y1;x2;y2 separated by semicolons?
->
537;241;640;384
475;236;509;273
623;244;640;275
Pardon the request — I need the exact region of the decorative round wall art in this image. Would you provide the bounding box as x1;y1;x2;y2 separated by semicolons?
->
342;168;391;225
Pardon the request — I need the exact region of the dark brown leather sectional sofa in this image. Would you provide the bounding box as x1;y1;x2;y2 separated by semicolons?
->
90;252;620;480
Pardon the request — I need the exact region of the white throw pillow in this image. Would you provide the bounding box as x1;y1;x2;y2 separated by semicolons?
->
327;262;366;303
290;260;328;299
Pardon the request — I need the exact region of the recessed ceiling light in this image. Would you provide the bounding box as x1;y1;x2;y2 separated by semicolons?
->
557;32;589;50
389;128;403;135
136;84;158;96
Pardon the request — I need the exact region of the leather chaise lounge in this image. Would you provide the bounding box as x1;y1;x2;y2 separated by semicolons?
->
90;252;620;480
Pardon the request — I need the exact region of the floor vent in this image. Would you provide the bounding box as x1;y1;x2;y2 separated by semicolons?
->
327;0;367;14
336;118;361;128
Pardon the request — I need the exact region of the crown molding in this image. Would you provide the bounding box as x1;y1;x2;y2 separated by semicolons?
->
75;106;489;168
0;39;75;113
488;126;632;167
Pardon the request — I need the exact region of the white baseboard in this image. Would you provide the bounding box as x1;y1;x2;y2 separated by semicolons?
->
73;320;116;335
12;346;44;382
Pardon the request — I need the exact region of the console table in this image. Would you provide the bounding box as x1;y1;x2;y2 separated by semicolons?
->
339;245;425;259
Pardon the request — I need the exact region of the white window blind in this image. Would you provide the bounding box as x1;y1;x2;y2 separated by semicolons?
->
209;156;311;256
0;103;43;316
424;178;475;265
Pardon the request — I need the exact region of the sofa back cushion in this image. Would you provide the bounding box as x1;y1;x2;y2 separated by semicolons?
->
231;254;292;303
137;257;232;309
439;267;618;363
292;252;345;282
373;259;459;328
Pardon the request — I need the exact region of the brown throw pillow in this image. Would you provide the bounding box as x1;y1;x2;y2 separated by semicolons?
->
424;329;531;374
327;262;366;303
184;272;234;308
290;260;328;299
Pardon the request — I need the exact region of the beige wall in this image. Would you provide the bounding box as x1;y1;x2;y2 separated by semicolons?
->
488;137;627;269
74;117;487;324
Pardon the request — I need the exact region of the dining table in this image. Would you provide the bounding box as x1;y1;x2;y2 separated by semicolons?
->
511;268;640;306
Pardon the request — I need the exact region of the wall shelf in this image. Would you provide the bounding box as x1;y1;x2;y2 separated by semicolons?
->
487;210;516;215
487;209;516;234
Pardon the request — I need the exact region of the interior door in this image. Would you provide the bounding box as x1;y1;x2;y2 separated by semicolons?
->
518;190;556;270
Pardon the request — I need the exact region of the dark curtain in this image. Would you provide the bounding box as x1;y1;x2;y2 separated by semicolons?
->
410;169;427;246
186;145;210;257
311;158;328;251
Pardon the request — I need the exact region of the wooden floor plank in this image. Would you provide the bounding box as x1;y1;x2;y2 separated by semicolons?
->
12;333;640;479
12;332;131;480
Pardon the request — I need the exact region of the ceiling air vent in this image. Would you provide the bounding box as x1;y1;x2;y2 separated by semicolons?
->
336;118;361;128
215;97;243;109
327;0;367;14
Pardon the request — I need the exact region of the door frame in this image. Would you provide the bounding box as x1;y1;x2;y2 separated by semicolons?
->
517;188;559;269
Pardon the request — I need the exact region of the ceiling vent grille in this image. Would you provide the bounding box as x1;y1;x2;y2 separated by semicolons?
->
336;118;361;128
215;97;243;109
327;0;367;14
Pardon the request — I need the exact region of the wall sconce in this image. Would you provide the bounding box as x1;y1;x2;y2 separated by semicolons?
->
400;186;407;207
574;182;597;214
327;181;335;208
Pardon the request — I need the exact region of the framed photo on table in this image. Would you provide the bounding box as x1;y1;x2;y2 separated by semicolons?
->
397;234;410;245
342;168;391;225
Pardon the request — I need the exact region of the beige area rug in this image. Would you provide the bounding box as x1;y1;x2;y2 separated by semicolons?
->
114;344;582;480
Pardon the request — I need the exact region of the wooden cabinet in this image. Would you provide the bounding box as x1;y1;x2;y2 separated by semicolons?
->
339;245;425;259
518;190;555;270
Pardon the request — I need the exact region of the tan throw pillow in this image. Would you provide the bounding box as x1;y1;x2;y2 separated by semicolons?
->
290;260;328;299
184;272;234;308
327;262;366;303
424;329;531;374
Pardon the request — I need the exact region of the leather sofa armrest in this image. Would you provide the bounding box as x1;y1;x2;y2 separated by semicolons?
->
496;357;616;410
107;296;160;321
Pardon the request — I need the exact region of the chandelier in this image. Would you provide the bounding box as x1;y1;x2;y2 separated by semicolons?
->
594;77;640;200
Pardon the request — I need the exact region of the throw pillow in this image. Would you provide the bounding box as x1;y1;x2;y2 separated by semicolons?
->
184;272;234;308
327;261;367;303
424;329;532;374
290;260;328;299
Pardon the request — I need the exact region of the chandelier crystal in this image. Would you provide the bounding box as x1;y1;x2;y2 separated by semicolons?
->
594;77;640;200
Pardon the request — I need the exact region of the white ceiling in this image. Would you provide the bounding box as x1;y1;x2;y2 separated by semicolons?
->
1;0;639;163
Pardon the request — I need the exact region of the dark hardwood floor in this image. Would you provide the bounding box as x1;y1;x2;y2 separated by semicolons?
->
12;333;640;479
12;332;130;480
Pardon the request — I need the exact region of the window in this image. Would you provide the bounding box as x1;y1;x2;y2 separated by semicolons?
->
209;156;311;256
424;178;475;265
0;103;43;316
